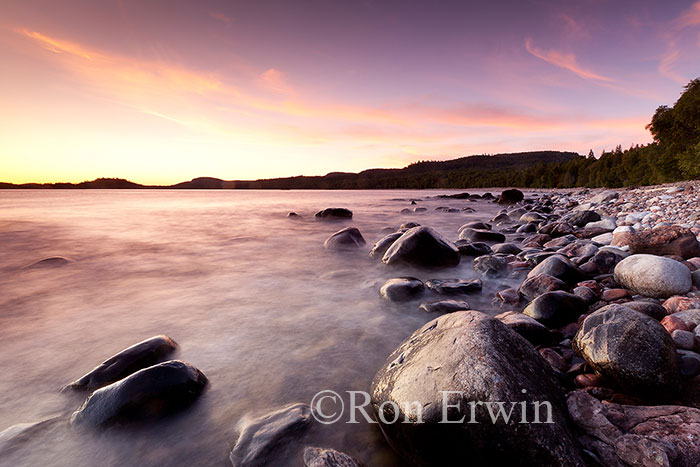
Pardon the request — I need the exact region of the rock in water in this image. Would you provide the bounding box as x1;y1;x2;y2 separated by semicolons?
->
23;256;74;269
70;360;207;427
628;225;700;259
497;188;524;204
382;226;459;268
573;307;679;400
613;254;691;298
418;300;470;313
230;403;312;467
379;277;424;302
323;227;366;250
303;447;362;467
424;278;482;295
472;255;507;277
370;311;584;466
568;390;700;467
523;291;587;328
368;232;402;258
457;228;505;243
315;208;352;220
518;274;568;301
67;335;179;390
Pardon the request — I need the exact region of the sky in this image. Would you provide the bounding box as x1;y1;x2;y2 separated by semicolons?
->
1;0;699;185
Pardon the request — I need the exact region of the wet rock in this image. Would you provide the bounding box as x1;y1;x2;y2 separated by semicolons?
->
382;226;460;268
324;227;366;250
523;291;587;328
370;311;584;466
573;308;680;399
491;243;521;255
491;213;511;224
538;222;574;238
573;286;598;305
419;299;470;313
287;212;300;218
497;188;524;204
303;447;362;467
672;330;697;350
400;222;420;230
591;232;613;245
315;208;352;220
458;221;491;232
458;228;505;244
628;225;700;259
540;348;567;372
574;373;604;388
518;274;568;301
230;403;313;467
601;288;630;301
379;277;425;302
516;222;537;233
522;233;552;247
454;240;492;257
67;335;179;390
557;242;598;261
494;311;550;345
70;360;208;427
472;254;507;277
568;389;700;467
590;249;624;274
425;278;482;295
527;255;584;285
622;300;667;321
496;288;520;305
585;218;617;231
543;235;575;249
692;270;700;288
23;256;74;269
613;254;692;298
0;417;60;454
368;232;402;259
567;210;601;227
520;212;545;223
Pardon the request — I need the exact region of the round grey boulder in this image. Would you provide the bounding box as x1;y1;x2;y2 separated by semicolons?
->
613;254;691;298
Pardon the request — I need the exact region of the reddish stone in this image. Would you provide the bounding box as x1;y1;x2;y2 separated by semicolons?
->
628;225;700;259
540;348;567;372
575;373;604;388
496;288;520;304
577;280;602;293
507;261;529;270
611;231;633;247
662;295;700;313
560;322;580;339
579;261;598;274
661;314;690;334
601;288;631;301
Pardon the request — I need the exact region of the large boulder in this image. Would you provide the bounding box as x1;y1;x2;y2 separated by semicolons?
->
613;254;692;298
70;360;207;427
324;227;366;250
628;225;700;259
526;255;584;285
379;277;425;302
370;311;584;466
568;390;700;467
382;227;459;268
523;291;587;328
66;335;179;390
315;208;352;220
573;307;680;400
497;189;524;204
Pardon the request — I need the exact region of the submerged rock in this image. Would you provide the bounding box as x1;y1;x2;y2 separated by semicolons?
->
230;403;312;467
454;241;492;257
497;188;524;204
315;208;352;220
70;360;207;427
382;226;459;268
67;335;179;390
458;228;505;244
324;227;366;250
379;277;424;302
613;254;691;298
370;311;583;466
418;299;470;313
369;232;402;259
472;254;508;277
23;256;74;269
424;278;482;295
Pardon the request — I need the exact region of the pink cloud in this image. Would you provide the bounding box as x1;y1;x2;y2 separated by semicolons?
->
208;11;232;25
524;38;613;82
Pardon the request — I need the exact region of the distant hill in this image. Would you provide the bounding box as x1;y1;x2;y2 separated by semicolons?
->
0;151;578;189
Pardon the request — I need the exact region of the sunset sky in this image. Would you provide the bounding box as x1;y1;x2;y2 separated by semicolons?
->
1;0;699;184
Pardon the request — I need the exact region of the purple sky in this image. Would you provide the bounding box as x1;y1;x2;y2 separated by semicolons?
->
1;0;699;183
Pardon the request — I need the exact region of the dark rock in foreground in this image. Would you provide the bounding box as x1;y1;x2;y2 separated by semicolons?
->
573;307;679;400
70;360;207;427
526;255;584;285
494;311;551;346
370;311;584;466
315;208;353;220
303;447;362;467
324;227;366;250
523;291;587;328
382;226;459;268
379;277;424;302
230;403;312;467
568;390;700;467
67;335;179;390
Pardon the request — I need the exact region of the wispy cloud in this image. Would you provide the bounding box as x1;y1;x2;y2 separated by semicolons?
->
257;68;294;96
673;0;700;29
208;11;232;25
525;38;613;82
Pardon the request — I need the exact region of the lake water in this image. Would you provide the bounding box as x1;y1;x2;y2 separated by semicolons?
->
0;189;525;466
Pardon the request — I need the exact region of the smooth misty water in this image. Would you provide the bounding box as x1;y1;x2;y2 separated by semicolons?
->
0;189;522;467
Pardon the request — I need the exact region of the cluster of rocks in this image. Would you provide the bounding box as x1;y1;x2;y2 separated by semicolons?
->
324;185;700;466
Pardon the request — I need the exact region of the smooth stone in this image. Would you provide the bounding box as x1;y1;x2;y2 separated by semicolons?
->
369;232;402;259
539;348;567;372
497;188;524;204
601;288;630;301
454;240;492;257
567;210;601;227
628;225;700;259
67;335;179;390
303;447;362;467
23;256;74;269
379;277;425;302
491;243;522;255
419;299;470;313
324;227;366;249
370;311;584;466
662;315;691;334
516;222;537;233
496;287;520;305
692;270;700;288
573;286;598;305
585;218;617;231
678;350;700;377
672;330;697;350
382;226;460;268
613;254;692;298
526;255;584;285
425;278;482;295
523;291;587;328
0;417;60;454
491;213;511;224
315;208;352;220
458;221;491;232
671;310;700;328
588;191;619;204
400;222;421;230
621;300;667;321
591;232;613;245
70;360;207;427
458;228;505;244
494;311;551;345
472;254;507;277
520;212;545;223
573;308;680;399
518;274;568;301
230;403;312;467
287;212;300;218
538;222;574;238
